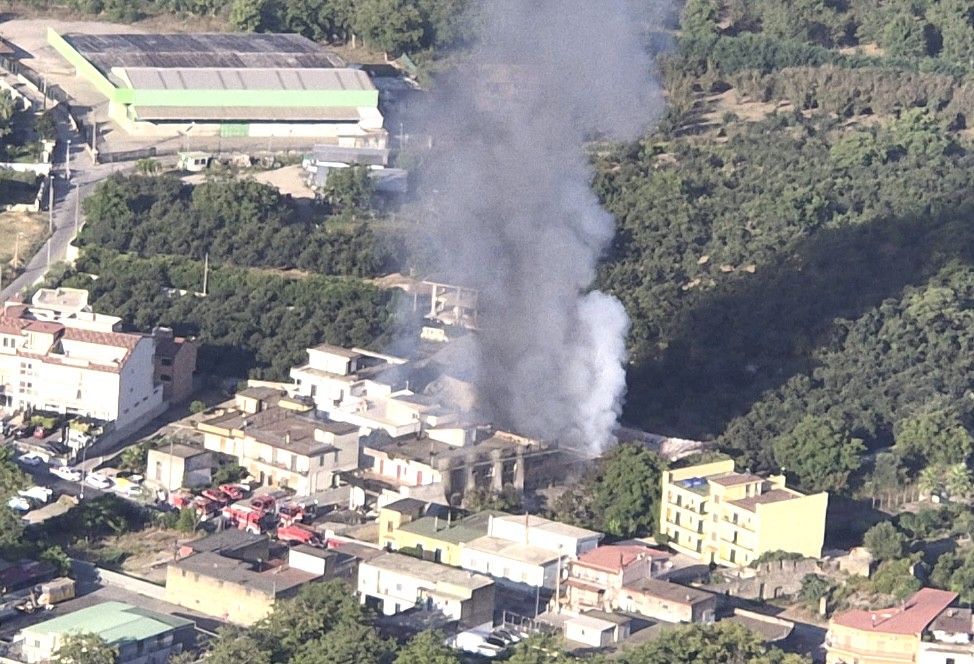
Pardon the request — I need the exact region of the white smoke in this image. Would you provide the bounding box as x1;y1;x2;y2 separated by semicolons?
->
415;0;667;452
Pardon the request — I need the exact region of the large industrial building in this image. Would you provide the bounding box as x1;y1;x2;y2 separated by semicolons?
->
47;29;387;145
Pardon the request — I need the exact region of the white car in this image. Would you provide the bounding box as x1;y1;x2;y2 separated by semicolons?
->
85;473;113;490
6;496;30;512
17;454;44;467
51;466;82;482
18;486;53;503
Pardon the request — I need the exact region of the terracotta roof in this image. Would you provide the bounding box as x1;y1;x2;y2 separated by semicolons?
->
565;578;605;594
24;321;64;335
931;607;972;635
831;588;958;635
709;472;763;487
0;316;32;335
62;328;141;349
728;489;800;512
575;544;669;573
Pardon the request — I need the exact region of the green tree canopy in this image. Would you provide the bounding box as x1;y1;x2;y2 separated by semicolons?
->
53;633;118;664
771;416;865;492
395;631;460;664
618;622;808;664
894;408;974;467
863;521;906;561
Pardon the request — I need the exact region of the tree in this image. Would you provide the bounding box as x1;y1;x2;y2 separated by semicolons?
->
772;416;865;492
798;573;833;609
463;485;522;512
40;546;73;577
204;627;271;664
863;521;906;561
189;400;207;414
53;633;118;664
895;408;974;467
35;111;57;141
395;630;460;664
593;444;666;537
228;0;271;31
945;463;972;499
135;158;161;176
118;443;148;474
918;464;944;497
320;165;374;218
175;506;199;533
353;0;425;55
618;622;807;664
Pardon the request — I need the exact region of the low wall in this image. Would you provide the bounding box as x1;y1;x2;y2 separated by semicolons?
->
705;558;820;600
97;566;167;601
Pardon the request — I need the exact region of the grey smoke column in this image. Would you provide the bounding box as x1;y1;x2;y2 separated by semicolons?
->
420;0;665;452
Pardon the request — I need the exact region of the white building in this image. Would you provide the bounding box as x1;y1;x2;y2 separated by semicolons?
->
460;514;603;589
289;343;456;437
358;552;495;628
0;290;164;430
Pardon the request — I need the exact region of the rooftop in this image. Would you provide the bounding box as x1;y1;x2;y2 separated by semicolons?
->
493;514;602;541
310;343;363;358
464;536;559;566
728;489;802;512
931;607;972;635
397;511;497;545
365;553;493;590
151;443;208;459
624;578;715;606
709;472;764;487
64;32;345;72
381;497;430;516
575;544;669;573
121;66;373;93
170;552;316;596
182;529;266;555
22;601;192;644
831;588;958;635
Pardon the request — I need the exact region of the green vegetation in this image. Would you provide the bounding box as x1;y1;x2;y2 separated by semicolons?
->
617;622;808;664
52;633;118;664
46;247;394;379
79;174;400;277
550;443;665;538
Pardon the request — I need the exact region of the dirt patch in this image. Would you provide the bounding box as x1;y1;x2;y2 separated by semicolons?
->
701;88;794;125
252;164;313;199
72;527;201;583
0;209;46;270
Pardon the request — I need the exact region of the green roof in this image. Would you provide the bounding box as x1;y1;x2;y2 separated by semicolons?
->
398;511;499;545
26;601;192;644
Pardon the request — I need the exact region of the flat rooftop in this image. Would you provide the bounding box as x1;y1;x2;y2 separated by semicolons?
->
366;553;493;590
398;511;496;545
170;552;316;596
728;489;802;512
494;514;601;540
624;578;715;606
465;536;559;566
64;32;345;72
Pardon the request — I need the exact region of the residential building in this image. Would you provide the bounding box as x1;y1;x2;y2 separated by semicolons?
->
918;607;974;664
176;529;270;562
18;601;194;664
358;552;495;628
619;578;717;624
461;513;602;590
0;290;165;430
146;443;212;492
166;550;320;625
150;327;196;403
377;498;434;550
565;544;671;612
288;545;357;581
660;459;828;567
197;391;359;496
826;588;958;664
391;511;496;566
552;611;632;648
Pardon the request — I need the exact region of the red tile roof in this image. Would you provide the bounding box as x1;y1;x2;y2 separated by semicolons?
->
24;321;64;335
62;328;141;349
575;544;670;573
831;588;958;635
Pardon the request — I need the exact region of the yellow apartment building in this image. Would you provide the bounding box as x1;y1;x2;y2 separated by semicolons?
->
659;459;828;567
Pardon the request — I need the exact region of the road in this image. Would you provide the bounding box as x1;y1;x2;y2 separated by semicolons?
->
0;79;122;301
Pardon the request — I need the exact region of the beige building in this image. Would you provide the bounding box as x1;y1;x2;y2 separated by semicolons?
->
358;553;495;628
197;389;360;496
146;443;212;492
565;544;671;612
0;289;164;430
620;578;716;624
660;459;828;567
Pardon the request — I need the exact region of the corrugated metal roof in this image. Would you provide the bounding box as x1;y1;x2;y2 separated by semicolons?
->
133;105;362;122
123;67;374;92
24;601;192;643
65;32;344;71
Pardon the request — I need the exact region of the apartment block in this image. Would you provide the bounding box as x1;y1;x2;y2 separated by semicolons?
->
659;459;828;567
198;389;360;496
0;290;165;430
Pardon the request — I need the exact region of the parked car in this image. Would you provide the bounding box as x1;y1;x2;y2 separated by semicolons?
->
250;495;276;515
219;484;246;500
18;486;53;503
32;426;50;440
6;496;30;512
17;454;44;467
85;473;113;490
491;630;522;645
51;466;82;482
113;477;143;497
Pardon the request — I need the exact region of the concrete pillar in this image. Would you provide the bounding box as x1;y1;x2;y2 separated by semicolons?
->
514;447;526;491
490;449;504;492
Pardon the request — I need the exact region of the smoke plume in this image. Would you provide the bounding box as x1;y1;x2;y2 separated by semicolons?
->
417;0;666;452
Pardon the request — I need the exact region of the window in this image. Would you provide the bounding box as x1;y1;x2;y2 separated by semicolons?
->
160;358;173;367
160;375;171;382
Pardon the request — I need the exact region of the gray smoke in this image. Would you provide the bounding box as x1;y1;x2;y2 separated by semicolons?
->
417;0;666;452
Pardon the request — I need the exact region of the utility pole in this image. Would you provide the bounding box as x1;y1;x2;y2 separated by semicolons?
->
13;232;22;267
48;176;54;233
65;138;71;180
202;252;209;296
74;183;80;233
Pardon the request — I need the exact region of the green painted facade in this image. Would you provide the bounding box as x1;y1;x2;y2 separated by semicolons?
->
47;28;377;111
